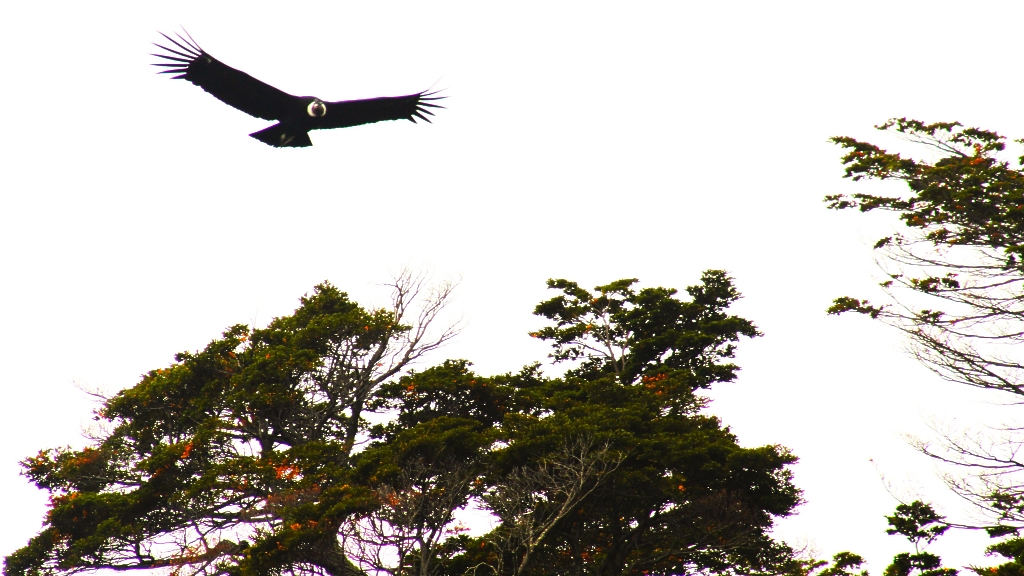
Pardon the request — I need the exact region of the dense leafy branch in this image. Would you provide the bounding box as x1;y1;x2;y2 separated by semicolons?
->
531;271;761;389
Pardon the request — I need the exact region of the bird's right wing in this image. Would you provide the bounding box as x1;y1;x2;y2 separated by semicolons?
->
319;91;445;129
152;32;297;122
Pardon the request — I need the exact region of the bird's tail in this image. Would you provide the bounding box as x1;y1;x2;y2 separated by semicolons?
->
250;124;313;147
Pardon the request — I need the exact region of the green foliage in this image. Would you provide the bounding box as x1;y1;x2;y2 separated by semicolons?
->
474;272;796;576
886;501;950;549
821;552;870;576
372;360;515;434
532;270;761;389
827;118;1024;318
483;370;798;575
6;274;799;576
884;552;956;576
6;282;410;576
794;552;868;576
827;118;1024;260
881;501;957;576
826;296;885;319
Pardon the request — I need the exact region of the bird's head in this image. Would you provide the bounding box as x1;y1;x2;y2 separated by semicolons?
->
306;98;327;118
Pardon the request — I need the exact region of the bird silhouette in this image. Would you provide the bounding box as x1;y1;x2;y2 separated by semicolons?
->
152;31;443;147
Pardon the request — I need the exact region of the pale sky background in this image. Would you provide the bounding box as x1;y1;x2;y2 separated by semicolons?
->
2;1;1022;572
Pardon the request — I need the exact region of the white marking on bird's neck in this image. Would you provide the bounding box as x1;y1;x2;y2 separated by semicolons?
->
306;98;326;118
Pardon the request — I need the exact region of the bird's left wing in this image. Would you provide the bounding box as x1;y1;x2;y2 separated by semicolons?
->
152;31;297;122
319;91;445;130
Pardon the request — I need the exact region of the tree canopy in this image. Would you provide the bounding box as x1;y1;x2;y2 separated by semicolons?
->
826;118;1024;399
826;119;1024;575
6;271;800;576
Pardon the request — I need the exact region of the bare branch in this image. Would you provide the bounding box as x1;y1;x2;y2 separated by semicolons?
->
482;436;625;575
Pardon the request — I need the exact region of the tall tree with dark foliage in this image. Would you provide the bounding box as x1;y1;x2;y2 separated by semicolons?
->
152;31;443;147
463;273;799;576
4;273;458;576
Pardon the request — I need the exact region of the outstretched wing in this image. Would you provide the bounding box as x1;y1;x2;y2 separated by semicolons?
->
319;91;445;130
152;31;297;122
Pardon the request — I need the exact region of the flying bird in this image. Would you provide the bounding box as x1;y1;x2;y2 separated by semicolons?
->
152;31;443;147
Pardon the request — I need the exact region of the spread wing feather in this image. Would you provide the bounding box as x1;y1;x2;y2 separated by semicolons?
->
319;91;445;130
152;32;297;122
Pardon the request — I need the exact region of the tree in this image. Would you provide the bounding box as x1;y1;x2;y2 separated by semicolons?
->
7;271;800;576
790;502;954;576
827;119;1024;400
5;274;457;576
876;501;1024;576
458;272;800;576
793;552;869;576
478;435;624;576
531;272;760;388
882;501;956;576
826;119;1024;557
340;360;507;576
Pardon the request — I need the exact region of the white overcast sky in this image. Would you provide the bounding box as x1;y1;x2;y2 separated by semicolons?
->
2;0;1022;571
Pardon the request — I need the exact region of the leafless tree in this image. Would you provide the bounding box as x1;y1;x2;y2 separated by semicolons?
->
842;238;1024;527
